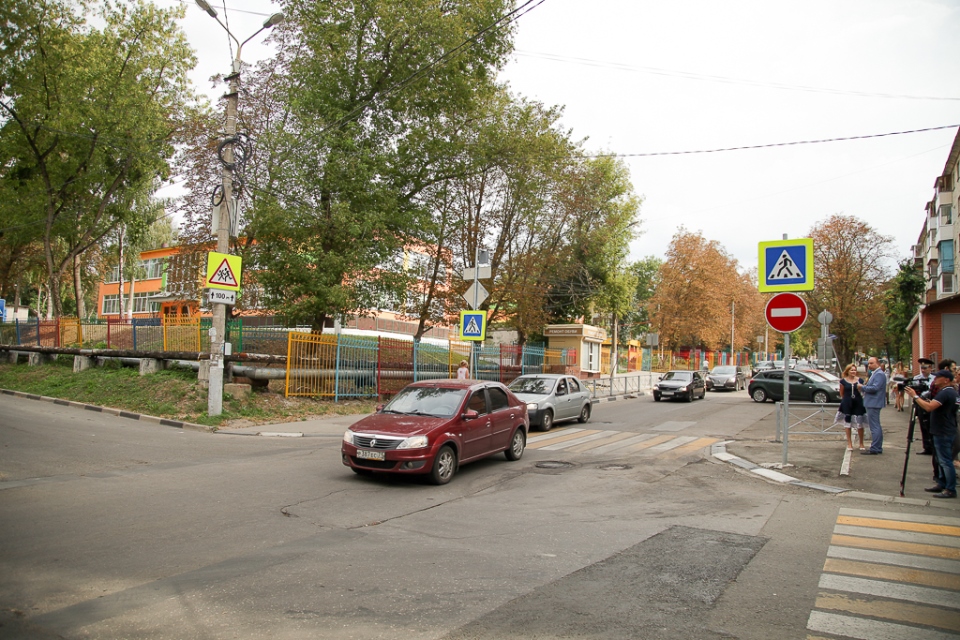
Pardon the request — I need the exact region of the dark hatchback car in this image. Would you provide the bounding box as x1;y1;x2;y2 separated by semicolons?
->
341;380;529;485
653;370;706;402
748;369;841;404
705;365;747;392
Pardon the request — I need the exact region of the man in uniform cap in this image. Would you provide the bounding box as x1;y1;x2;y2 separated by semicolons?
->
913;358;936;455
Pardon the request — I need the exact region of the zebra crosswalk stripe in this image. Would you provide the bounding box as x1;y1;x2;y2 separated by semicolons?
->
807;508;960;639
525;427;716;457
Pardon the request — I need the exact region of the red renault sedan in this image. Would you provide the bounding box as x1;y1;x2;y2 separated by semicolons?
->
341;379;529;485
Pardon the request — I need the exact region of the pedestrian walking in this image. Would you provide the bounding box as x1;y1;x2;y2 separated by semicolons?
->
906;370;958;499
836;363;866;451
860;356;887;455
891;363;907;411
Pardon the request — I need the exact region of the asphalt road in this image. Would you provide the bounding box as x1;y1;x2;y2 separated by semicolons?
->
1;391;956;639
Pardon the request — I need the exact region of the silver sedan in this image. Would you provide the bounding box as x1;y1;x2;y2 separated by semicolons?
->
507;374;592;431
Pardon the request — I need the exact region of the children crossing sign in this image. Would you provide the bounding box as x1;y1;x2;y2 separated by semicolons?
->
459;310;487;341
758;238;814;292
206;252;242;292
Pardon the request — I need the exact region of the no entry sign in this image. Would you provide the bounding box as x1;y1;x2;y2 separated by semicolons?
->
765;293;808;333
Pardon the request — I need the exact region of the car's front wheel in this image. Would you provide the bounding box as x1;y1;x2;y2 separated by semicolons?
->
687;389;694;402
653;393;661;402
812;390;829;404
430;445;457;485
752;388;767;403
578;404;591;423
505;429;525;461
540;409;554;432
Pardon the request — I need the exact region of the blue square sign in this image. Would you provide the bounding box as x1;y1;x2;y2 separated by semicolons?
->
758;239;814;292
459;311;486;341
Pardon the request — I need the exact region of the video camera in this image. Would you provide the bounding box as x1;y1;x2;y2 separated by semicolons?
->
903;378;929;395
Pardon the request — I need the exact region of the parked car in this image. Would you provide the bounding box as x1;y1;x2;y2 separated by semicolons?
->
753;360;775;376
507;374;592;431
341;380;529;485
705;365;746;391
653;370;707;402
748;369;841;404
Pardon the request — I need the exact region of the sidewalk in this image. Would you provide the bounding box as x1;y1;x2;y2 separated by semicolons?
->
721;402;960;510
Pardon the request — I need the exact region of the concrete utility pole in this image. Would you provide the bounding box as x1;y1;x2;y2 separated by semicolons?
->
196;1;282;416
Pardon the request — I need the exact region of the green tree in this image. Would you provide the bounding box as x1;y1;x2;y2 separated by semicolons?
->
883;259;925;363
0;0;197;316
248;0;515;330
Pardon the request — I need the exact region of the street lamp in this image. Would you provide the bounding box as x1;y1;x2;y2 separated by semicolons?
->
196;1;283;416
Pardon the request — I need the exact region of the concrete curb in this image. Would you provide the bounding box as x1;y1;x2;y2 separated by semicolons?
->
711;440;850;494
592;392;644;404
0;388;216;433
710;440;959;508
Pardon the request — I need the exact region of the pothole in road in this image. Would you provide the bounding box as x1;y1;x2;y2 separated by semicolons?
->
535;460;577;470
598;463;632;471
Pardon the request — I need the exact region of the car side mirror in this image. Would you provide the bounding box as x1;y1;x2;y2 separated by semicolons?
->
462;410;479;420
376;403;385;413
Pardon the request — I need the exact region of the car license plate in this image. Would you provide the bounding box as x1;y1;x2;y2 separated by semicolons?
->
356;449;385;461
661;391;673;396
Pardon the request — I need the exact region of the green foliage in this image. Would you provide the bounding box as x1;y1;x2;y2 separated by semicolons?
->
883;259;925;362
248;0;515;330
0;0;197;315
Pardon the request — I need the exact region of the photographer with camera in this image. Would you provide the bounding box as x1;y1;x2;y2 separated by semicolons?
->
906;369;958;499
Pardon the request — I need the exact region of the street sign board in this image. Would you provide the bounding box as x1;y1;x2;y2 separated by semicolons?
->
205;288;237;306
765;293;808;333
462;266;492;280
459;310;487;341
817;310;833;325
758;238;814;292
206;252;242;291
462;282;489;309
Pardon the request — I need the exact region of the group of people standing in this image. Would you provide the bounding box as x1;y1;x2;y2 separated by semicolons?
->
835;356;957;499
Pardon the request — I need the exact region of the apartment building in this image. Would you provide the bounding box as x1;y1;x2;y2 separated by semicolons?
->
909;128;960;368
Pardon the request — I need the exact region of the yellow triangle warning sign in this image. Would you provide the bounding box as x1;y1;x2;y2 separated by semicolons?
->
206;252;242;291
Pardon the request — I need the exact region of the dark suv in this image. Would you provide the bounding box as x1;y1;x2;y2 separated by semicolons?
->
748;369;841;404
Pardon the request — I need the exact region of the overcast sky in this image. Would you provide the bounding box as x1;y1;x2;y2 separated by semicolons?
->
160;0;960;272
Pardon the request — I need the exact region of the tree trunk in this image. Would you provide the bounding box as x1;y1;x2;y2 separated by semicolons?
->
45;283;54;320
73;254;86;319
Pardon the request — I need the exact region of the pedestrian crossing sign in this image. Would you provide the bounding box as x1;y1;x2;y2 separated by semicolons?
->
459;310;487;342
758;239;814;292
206;252;242;292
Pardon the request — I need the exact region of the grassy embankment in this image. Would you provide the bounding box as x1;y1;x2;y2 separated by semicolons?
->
0;357;375;427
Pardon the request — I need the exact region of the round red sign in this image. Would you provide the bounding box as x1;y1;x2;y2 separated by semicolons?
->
765;293;808;333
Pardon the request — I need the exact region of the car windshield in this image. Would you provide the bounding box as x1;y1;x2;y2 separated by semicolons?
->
711;366;737;375
508;377;556;395
382;387;467;417
662;371;692;381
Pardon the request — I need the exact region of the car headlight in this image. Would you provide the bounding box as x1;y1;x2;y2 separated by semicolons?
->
526;402;539;411
678;386;688;392
398;435;429;449
343;430;355;445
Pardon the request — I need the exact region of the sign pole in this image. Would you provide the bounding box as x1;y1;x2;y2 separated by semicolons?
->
782;331;790;466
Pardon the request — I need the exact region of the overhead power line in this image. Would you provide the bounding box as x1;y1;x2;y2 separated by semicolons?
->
514;50;960;102
588;124;960;158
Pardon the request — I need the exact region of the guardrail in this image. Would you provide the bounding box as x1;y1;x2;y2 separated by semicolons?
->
774;400;843;465
582;373;655;398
